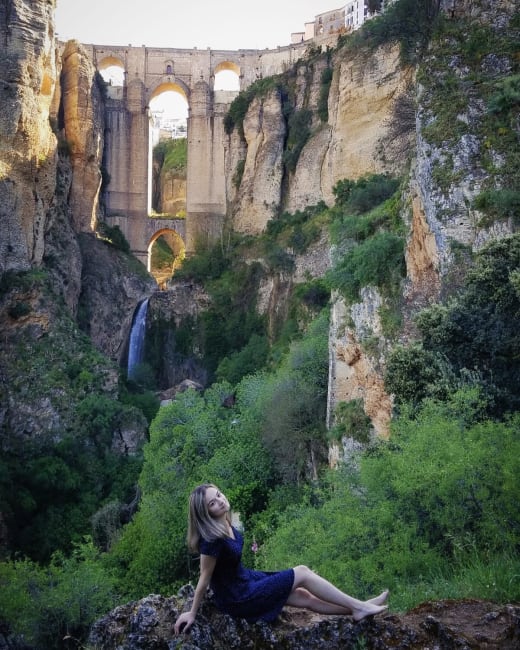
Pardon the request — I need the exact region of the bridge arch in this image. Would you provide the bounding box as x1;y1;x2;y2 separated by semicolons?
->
97;54;125;71
213;60;241;91
148;80;190;105
148;227;186;286
97;55;125;86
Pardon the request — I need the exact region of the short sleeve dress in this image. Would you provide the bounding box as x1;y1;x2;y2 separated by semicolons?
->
199;526;294;622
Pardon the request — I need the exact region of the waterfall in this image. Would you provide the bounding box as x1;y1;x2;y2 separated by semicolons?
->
127;298;149;380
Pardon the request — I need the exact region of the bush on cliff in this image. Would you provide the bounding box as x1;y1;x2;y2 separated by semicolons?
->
253;389;520;610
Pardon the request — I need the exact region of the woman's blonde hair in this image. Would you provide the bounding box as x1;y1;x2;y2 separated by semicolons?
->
187;483;231;553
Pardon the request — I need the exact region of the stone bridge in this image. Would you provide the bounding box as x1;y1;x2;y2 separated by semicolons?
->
81;42;309;268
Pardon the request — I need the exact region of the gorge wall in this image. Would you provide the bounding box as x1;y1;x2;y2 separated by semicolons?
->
2;0;517;447
223;0;518;441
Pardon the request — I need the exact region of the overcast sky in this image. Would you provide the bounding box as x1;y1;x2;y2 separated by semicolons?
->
55;0;340;51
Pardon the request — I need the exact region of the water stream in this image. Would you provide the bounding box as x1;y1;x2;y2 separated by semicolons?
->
127;298;149;380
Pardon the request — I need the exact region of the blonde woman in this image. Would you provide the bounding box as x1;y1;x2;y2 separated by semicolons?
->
174;484;388;634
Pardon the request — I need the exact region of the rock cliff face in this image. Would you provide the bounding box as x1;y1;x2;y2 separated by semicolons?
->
230;91;287;234
225;41;414;439
77;233;156;364
159;170;186;215
0;0;58;273
223;0;519;445
0;0;154;451
60;40;105;232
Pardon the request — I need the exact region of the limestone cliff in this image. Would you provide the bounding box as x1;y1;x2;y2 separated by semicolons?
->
0;0;58;273
0;1;154;450
159;170;186;215
230;91;286;234
60;40;105;232
226;42;412;439
226;0;519;446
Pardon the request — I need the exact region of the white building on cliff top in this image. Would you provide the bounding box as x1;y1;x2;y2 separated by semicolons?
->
291;1;396;43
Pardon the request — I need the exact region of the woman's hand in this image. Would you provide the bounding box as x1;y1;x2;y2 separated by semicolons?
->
174;611;196;635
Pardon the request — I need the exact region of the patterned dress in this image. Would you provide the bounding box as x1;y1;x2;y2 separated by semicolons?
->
199;526;295;622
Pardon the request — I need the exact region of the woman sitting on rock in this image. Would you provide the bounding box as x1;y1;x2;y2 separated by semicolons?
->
174;483;388;635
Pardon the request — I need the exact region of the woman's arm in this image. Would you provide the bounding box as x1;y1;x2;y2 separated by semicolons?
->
174;554;217;635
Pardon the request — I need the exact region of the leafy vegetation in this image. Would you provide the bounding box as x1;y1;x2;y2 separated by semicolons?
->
153;138;187;175
253;391;520;611
0;539;116;649
345;0;442;64
317;66;333;123
326;174;405;302
2;4;520;647
96;222;131;253
224;76;283;136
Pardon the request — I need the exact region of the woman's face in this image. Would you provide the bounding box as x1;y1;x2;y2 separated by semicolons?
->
205;486;230;519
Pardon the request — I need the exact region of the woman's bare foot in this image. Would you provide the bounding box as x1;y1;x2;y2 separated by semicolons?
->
367;589;389;606
352;602;387;622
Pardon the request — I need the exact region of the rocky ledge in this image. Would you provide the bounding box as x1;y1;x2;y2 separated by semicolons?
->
88;586;520;649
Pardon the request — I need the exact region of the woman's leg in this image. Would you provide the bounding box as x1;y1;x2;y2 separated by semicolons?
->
289;565;387;621
286;587;389;615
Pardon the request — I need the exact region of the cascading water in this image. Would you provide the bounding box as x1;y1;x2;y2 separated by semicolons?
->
127;298;149;380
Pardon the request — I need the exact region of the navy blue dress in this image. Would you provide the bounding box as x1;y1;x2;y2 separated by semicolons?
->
199;527;295;622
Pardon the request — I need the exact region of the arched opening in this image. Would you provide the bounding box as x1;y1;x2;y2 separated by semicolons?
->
148;83;189;217
97;56;125;86
214;61;240;91
148;228;186;288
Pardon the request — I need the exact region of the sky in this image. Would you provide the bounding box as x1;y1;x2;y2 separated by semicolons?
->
54;0;340;51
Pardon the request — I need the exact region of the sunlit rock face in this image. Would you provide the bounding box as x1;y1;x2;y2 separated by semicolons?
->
60;39;105;232
327;290;393;442
159;170;186;215
0;0;58;273
231;90;286;234
228;43;409;234
320;44;411;203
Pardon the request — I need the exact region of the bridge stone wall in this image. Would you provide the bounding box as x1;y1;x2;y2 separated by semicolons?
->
82;42;309;260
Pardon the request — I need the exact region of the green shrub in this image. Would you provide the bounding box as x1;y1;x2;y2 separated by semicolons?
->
414;234;520;414
0;539;116;649
327;231;405;302
255;392;520;609
487;74;520;115
174;238;232;283
216;334;269;385
97;222;131;253
351;0;442;64
283;108;313;173
109;385;273;597
333;174;400;214
292;279;330;310
329;399;372;444
384;343;448;407
474;189;520;224
233;158;246;189
318;66;333;123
